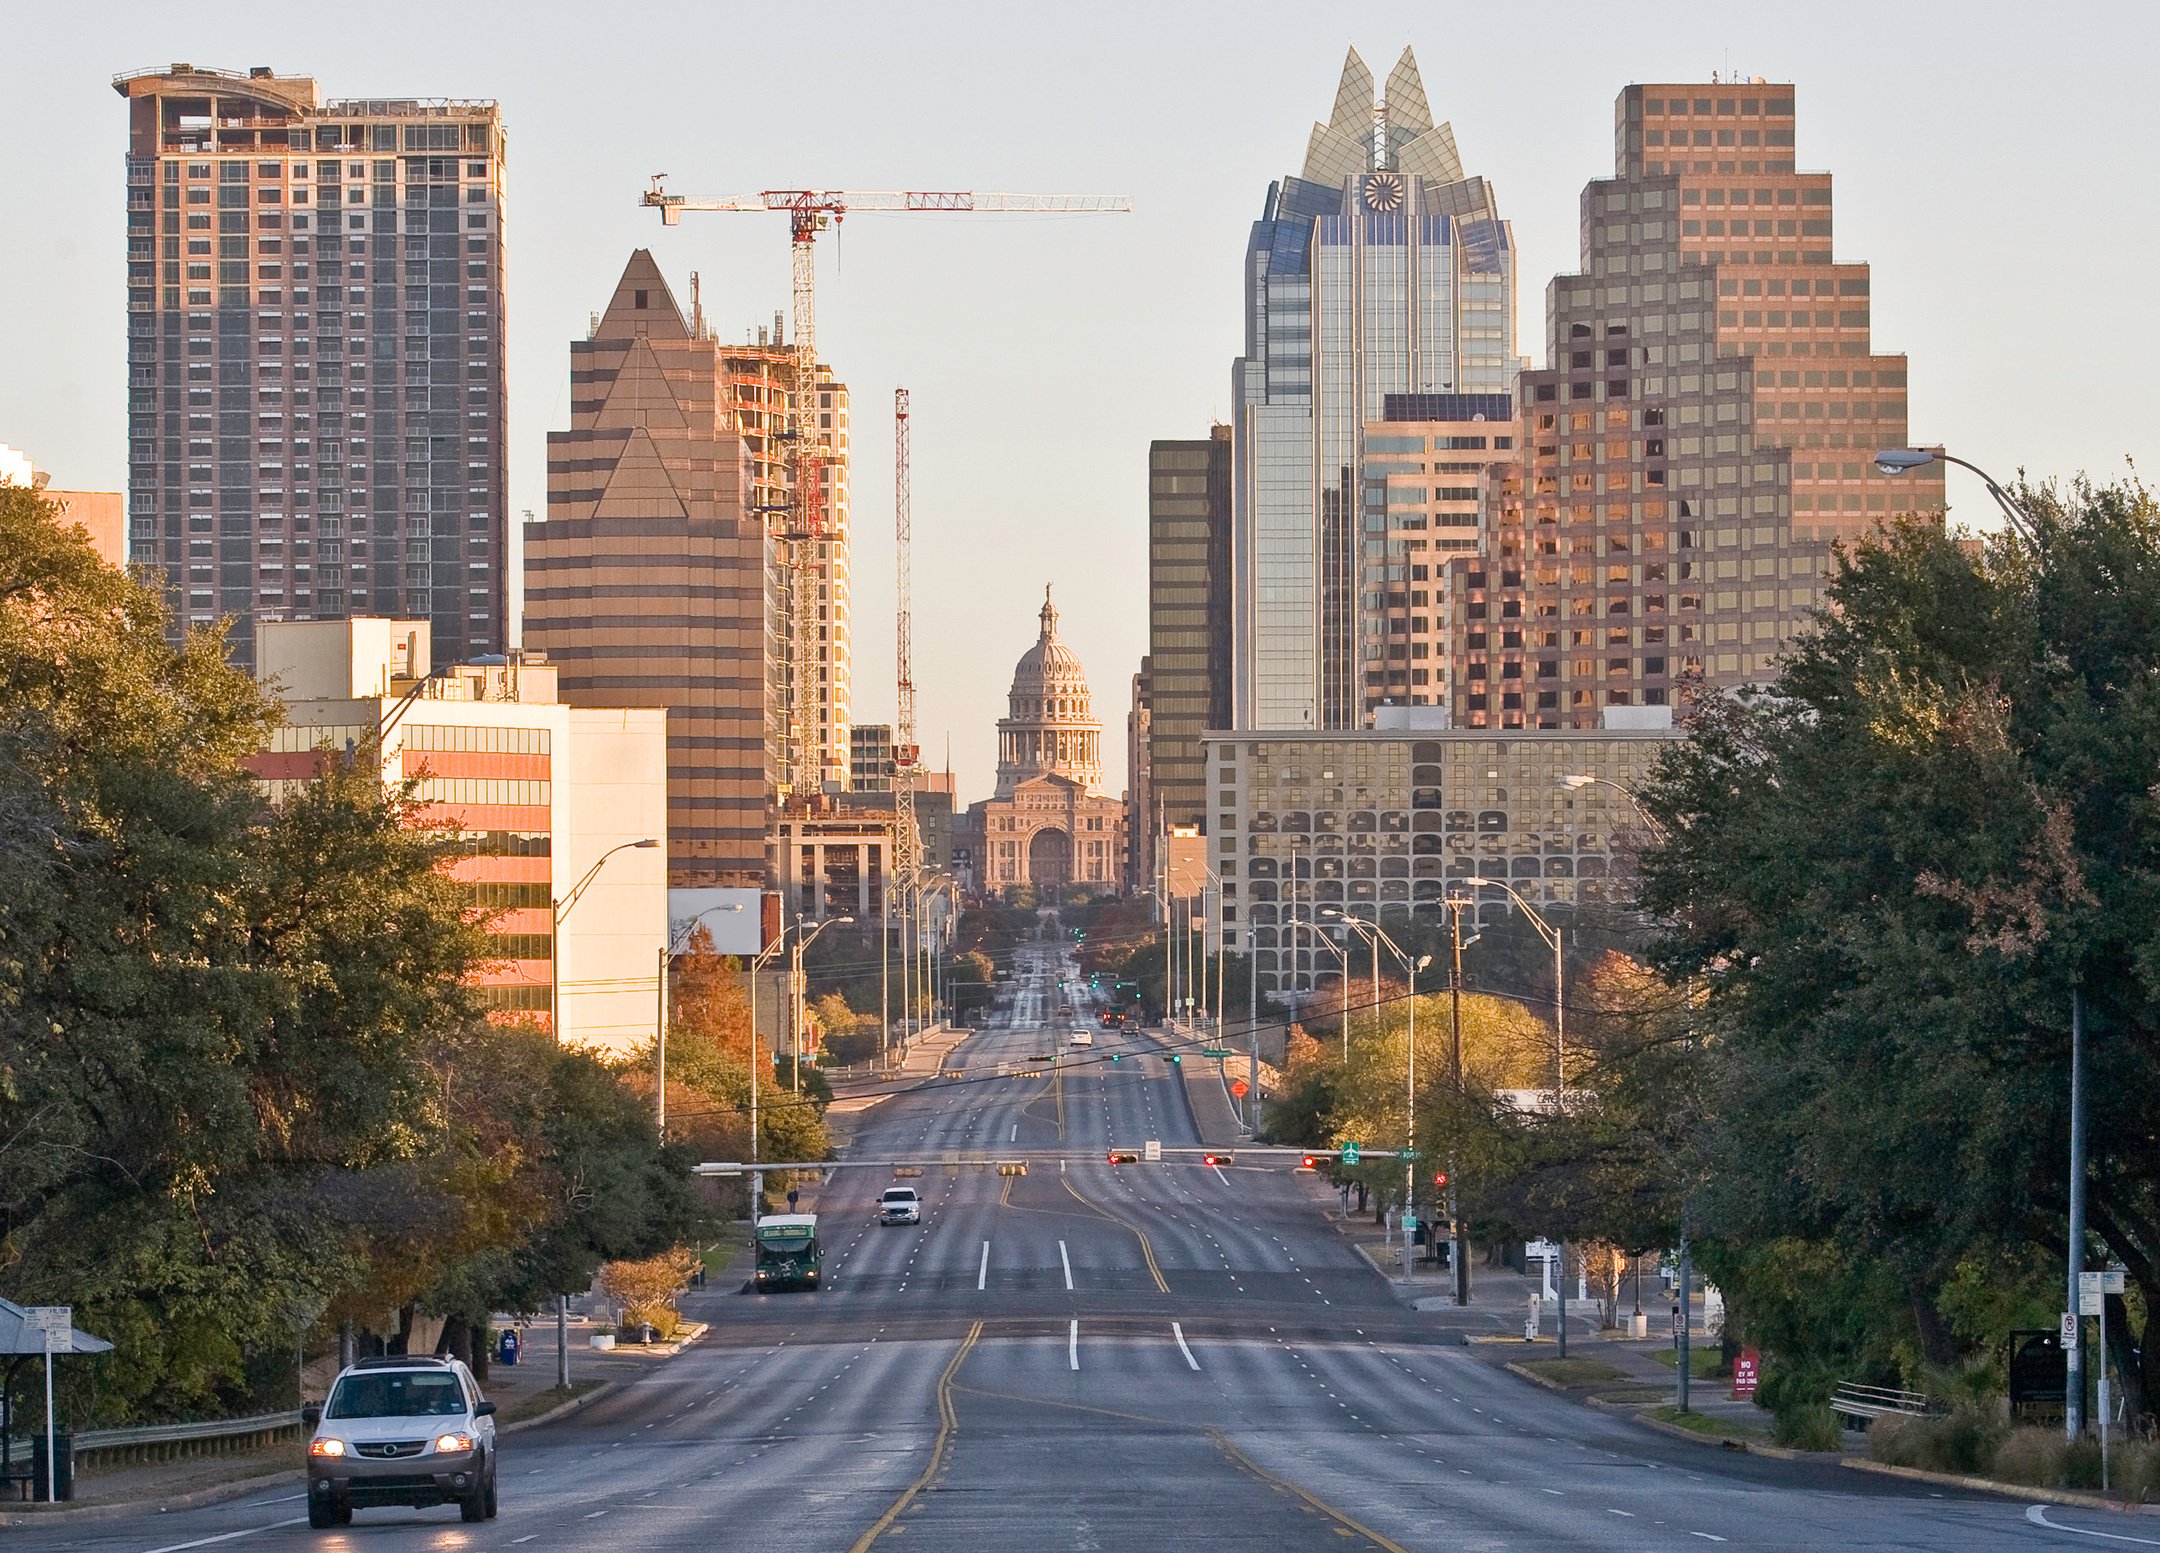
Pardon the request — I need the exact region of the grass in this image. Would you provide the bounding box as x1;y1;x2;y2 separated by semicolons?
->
698;1240;737;1277
1516;1358;1631;1388
495;1379;606;1426
1593;1385;1673;1405
1649;1347;1725;1377
1649;1405;1760;1441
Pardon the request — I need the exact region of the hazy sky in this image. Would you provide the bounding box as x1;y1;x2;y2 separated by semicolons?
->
7;1;2155;802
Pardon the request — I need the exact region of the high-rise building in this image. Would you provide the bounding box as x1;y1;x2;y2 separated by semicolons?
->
851;722;894;792
1445;81;1943;729
720;332;852;795
1147;428;1233;841
1231;46;1519;733
1125;660;1152;892
525;252;769;888
115;65;507;671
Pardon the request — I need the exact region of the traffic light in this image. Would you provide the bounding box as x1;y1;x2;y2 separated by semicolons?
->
1299;1154;1320;1170
1202;1152;1234;1167
1109;1053;1122;1062
1107;1150;1139;1165
1169;1054;1182;1065
1433;1171;1450;1188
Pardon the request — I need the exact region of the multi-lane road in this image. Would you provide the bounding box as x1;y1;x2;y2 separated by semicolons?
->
12;944;2142;1550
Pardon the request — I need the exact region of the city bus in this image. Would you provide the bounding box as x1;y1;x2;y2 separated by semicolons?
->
752;1214;822;1292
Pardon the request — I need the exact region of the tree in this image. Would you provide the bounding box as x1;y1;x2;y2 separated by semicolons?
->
1638;481;2160;1410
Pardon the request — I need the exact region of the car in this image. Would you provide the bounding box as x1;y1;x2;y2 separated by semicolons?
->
1069;1029;1094;1047
879;1186;922;1225
304;1354;498;1527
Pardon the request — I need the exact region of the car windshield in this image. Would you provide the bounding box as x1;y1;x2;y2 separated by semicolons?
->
327;1372;468;1419
883;1192;914;1203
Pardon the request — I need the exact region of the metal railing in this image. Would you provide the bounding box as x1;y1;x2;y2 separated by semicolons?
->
6;1409;304;1473
1830;1382;1933;1425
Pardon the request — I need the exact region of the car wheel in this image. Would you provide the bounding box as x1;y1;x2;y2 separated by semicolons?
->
335;1501;352;1526
484;1469;499;1519
308;1497;337;1530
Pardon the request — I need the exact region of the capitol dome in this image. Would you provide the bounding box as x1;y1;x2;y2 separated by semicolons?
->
995;586;1103;796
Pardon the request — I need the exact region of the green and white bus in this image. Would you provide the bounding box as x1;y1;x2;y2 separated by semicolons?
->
752;1214;822;1292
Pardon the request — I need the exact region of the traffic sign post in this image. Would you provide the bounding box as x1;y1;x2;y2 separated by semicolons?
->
2080;1268;2127;1489
25;1306;68;1503
1340;1142;1362;1166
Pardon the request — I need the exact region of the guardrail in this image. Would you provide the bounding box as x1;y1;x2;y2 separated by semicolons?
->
1830;1382;1932;1426
6;1409;305;1474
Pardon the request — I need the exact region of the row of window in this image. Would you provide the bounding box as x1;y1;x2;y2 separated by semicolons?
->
485;934;553;961
410;777;551;807
406;722;551;754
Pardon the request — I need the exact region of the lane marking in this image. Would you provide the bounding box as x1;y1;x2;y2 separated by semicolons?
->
1172;1322;1201;1371
512;1537;539;1544
139;1520;309;1553
2027;1506;2160;1544
1060;1239;1074;1291
1206;1428;1412;1553
1010;1122;1018;1142
1069;1319;1081;1371
978;1239;991;1291
1688;1536;1728;1544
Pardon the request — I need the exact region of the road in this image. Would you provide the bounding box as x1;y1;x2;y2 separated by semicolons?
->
11;942;2143;1550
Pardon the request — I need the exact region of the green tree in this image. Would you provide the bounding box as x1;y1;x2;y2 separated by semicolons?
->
1638;481;2160;1409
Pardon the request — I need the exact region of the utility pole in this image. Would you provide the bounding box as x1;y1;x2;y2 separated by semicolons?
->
2068;986;2087;1438
1449;897;1470;1307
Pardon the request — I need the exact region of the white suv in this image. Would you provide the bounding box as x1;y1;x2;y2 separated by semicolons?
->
880;1187;922;1225
304;1355;498;1526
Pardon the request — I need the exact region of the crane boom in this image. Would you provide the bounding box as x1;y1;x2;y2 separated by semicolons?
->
892;389;920;919
643;179;1132;224
639;174;1130;805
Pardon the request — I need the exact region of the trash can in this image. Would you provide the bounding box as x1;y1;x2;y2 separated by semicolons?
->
30;1430;73;1502
497;1328;520;1366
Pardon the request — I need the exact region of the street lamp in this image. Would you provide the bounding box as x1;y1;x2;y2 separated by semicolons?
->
1873;446;2036;538
656;903;745;1131
1881;449;2091;1439
1459;879;1567;1097
546;835;656;1389
549;838;660;1047
1294;912;1359;1062
746;930;793;1215
790;915;854;1093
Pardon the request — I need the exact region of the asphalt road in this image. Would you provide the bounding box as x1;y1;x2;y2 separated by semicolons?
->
12;944;2146;1551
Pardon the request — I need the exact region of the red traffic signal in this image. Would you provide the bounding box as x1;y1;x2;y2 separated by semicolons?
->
1201;1152;1235;1167
1107;1150;1139;1165
1433;1171;1450;1187
1299;1154;1319;1170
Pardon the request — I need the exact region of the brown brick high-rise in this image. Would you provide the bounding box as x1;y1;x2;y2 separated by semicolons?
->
1447;81;1944;729
524;252;771;888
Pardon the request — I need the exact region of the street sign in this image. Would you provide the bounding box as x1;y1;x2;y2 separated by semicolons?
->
1397;1149;1419;1161
1230;1080;1250;1098
1731;1348;1761;1400
1200;1049;1231;1058
25;1306;69;1354
2062;1311;2081;1346
1143;1140;1162;1162
1525;1238;1558;1261
1340;1143;1362;1165
2080;1272;2105;1316
1401;1214;1418;1231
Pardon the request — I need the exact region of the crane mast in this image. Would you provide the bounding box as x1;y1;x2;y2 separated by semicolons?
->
892;390;920;911
638;177;1132;812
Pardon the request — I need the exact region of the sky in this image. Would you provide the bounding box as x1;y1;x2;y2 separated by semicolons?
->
6;0;2157;804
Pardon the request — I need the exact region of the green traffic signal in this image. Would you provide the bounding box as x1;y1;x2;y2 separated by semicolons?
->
1170;1054;1181;1065
1110;1053;1121;1063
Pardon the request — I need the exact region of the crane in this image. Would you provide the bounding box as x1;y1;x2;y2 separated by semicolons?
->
892;388;920;901
640;178;1132;803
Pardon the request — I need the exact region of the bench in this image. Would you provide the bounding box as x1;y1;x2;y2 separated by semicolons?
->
1830;1382;1933;1427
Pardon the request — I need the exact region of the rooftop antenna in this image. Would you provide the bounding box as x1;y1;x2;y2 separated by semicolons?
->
689;270;704;338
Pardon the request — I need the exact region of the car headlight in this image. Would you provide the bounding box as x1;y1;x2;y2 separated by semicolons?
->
309;1438;346;1457
434;1432;476;1453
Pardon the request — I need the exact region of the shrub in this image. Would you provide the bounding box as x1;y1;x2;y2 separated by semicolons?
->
1868;1413;1926;1466
1774;1403;1845;1452
2062;1435;2104;1490
1868;1404;2003;1474
1991;1426;2066;1487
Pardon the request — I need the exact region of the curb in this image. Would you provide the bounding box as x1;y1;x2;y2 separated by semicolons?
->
1841;1457;2157;1512
0;1467;302;1525
1501;1359;1810;1459
502;1379;620;1434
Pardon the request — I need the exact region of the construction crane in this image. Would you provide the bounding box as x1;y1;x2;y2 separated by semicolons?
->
640;179;1132;803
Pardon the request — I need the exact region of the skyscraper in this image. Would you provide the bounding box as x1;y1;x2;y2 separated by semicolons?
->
1147;428;1232;843
1231;46;1519;732
525;252;769;888
1444;81;1944;729
116;65;507;670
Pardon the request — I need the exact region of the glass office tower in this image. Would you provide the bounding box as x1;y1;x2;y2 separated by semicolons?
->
1231;46;1518;730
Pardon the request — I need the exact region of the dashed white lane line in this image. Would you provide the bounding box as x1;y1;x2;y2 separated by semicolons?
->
978;1239;991;1291
1605;1508;1635;1518
1688;1536;1728;1544
1059;1239;1074;1291
1069;1319;1081;1371
139;1521;309;1553
1172;1321;1201;1371
512;1537;539;1545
